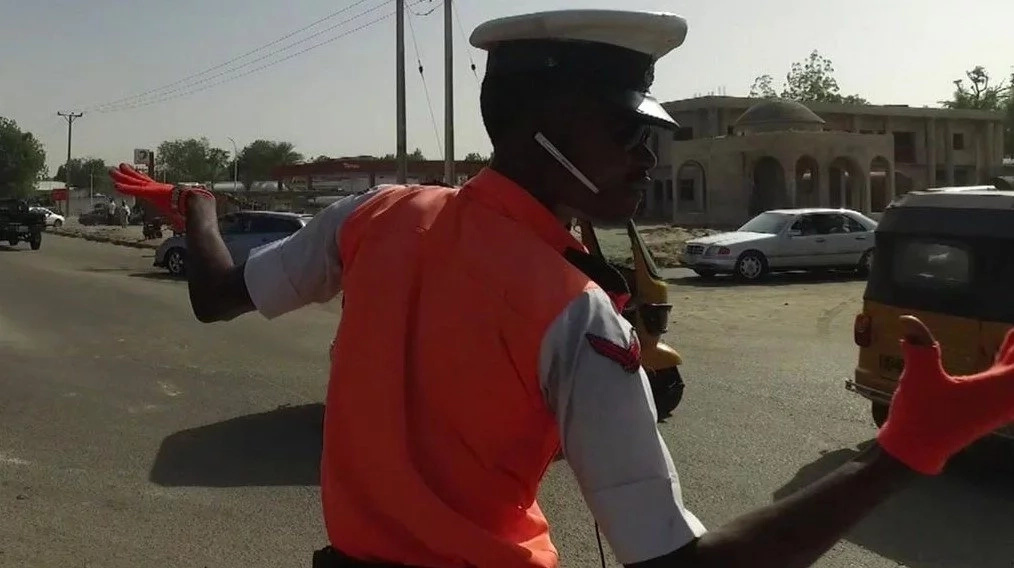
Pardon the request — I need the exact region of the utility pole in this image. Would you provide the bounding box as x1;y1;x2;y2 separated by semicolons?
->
444;0;455;185
57;111;84;217
227;137;240;189
396;0;408;183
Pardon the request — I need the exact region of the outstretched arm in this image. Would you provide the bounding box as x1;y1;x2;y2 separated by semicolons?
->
183;195;253;323
109;163;376;323
634;444;913;568
543;290;1014;568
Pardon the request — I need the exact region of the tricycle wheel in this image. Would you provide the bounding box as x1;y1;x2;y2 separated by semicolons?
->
8;238;18;247
29;231;42;250
871;402;889;428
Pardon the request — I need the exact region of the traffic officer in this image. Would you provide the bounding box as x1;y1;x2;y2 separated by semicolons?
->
111;8;1014;568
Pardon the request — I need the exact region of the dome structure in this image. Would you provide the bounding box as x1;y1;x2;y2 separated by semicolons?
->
734;99;825;134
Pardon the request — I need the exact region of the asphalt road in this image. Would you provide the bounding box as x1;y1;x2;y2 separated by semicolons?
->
3;235;1014;568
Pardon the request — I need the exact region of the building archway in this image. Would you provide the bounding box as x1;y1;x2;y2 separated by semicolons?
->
676;161;707;212
750;156;787;216
829;157;863;209
870;156;892;212
795;156;819;208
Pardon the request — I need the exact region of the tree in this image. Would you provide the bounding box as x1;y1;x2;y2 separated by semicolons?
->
942;66;1014;157
942;66;1009;110
237;140;303;190
55;157;112;193
380;149;426;161
463;152;490;162
0;117;47;198
750;50;869;105
749;75;777;99
313;155;332;163
157;138;230;184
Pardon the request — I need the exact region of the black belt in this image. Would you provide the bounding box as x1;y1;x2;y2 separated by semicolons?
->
312;546;430;568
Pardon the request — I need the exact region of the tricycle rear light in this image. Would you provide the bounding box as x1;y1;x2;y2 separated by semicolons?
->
854;313;872;347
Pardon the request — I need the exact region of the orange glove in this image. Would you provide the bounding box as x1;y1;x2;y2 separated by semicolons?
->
108;164;214;233
877;316;1014;475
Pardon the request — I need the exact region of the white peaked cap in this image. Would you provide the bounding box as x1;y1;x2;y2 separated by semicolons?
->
469;10;689;129
470;9;688;60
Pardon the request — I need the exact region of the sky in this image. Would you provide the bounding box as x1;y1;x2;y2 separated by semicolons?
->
3;0;1013;175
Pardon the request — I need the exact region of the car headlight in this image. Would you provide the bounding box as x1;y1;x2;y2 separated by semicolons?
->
705;245;731;256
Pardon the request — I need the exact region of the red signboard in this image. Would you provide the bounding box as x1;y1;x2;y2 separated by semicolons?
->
51;188;69;202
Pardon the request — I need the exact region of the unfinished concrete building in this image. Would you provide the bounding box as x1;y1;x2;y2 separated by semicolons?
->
641;96;1006;227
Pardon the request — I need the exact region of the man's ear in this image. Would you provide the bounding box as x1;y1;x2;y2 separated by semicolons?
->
533;92;579;145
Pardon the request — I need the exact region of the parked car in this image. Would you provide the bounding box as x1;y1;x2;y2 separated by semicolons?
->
79;203;111;226
679;208;878;281
30;206;65;227
153;210;313;276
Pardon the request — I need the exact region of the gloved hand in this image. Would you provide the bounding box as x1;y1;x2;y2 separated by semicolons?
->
877;315;1014;475
108;164;214;232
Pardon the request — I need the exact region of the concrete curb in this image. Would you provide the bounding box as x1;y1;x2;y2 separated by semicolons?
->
48;228;160;250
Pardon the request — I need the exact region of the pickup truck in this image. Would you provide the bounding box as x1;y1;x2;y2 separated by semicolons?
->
0;198;45;250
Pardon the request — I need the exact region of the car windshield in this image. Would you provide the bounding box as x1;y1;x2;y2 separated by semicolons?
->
738;212;790;234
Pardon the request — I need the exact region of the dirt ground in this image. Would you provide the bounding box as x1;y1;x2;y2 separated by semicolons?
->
667;271;867;342
588;223;720;268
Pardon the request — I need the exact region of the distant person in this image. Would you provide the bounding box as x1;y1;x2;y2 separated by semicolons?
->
107;198;116;225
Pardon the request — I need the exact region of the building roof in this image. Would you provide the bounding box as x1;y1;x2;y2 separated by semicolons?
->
663;95;1005;121
271;159;486;180
34;180;68;192
734;99;825;127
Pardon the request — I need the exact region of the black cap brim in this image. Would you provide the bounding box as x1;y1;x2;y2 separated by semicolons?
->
600;90;679;131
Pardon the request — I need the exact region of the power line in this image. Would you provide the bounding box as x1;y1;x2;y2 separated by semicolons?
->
81;0;385;112
95;5;417;114
405;8;443;157
409;0;442;16
92;0;393;113
451;0;480;85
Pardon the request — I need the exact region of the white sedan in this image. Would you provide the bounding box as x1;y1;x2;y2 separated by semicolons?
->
679;208;878;281
30;207;65;228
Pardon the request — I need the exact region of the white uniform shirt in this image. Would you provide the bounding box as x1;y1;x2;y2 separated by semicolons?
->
243;190;706;564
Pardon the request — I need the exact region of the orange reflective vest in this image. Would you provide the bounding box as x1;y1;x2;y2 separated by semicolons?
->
323;168;599;567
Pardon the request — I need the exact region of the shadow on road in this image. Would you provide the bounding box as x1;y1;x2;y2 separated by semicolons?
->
775;438;1014;567
0;244;23;252
128;271;182;282
667;270;866;288
77;266;182;282
150;403;324;487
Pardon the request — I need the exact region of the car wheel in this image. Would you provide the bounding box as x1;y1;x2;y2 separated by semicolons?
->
166;248;186;276
53;219;63;228
858;248;875;276
734;251;768;281
872;402;889;429
693;269;716;279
